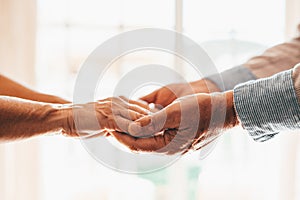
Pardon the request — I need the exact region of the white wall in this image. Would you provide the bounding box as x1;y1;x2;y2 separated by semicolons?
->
285;0;300;39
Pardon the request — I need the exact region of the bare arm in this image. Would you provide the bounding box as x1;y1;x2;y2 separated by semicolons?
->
0;96;69;142
0;96;147;142
140;24;300;107
0;75;69;104
205;31;300;92
245;29;300;78
111;64;300;154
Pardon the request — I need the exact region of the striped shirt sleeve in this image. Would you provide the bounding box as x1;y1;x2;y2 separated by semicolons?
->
233;64;300;142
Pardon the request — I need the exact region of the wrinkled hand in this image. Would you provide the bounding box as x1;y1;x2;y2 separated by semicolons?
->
111;91;238;155
63;97;149;137
140;79;220;108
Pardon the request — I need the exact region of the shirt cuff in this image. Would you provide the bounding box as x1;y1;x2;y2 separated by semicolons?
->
292;63;300;103
206;65;257;92
233;69;300;142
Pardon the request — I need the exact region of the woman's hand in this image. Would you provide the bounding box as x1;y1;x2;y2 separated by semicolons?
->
63;97;149;138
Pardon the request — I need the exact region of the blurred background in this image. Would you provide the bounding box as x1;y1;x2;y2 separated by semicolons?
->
0;0;300;199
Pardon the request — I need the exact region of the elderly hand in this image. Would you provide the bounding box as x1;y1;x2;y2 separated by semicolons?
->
140;79;220;108
110;91;238;155
63;97;149;137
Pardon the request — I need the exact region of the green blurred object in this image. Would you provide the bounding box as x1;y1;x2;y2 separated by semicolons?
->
187;165;201;181
187;166;201;200
138;168;169;186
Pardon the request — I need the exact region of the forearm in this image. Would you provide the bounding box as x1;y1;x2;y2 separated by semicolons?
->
245;36;300;78
0;96;70;141
204;29;300;91
0;75;70;104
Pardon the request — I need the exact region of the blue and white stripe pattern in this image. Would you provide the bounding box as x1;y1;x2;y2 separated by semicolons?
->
233;69;300;142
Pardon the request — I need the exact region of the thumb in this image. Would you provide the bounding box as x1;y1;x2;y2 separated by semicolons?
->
128;115;152;136
128;109;169;137
140;90;157;104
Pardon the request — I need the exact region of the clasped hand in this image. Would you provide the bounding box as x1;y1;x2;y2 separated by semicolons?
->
111;91;238;155
65;88;238;155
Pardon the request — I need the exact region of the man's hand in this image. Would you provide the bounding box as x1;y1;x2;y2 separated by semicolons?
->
140;79;220;108
140;25;300;108
110;91;238;155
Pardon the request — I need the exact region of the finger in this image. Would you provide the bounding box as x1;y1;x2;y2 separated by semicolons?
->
140;90;157;104
113;96;150;115
98;97;128;105
113;116;133;133
128;115;152;136
127;104;149;115
128;109;173;137
97;97;116;103
98;97;150;115
110;131;169;153
119;96;150;110
117;109;145;121
111;130;189;155
128;116;157;137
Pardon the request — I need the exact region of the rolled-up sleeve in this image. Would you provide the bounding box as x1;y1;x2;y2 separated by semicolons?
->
233;64;300;142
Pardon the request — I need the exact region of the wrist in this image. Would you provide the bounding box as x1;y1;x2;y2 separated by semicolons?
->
45;104;75;136
224;90;239;128
190;79;221;93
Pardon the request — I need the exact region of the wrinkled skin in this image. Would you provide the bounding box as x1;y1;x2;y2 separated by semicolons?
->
110;27;300;155
1;24;300;145
140;79;220;108
64;97;149;138
0;96;147;142
110;91;238;155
